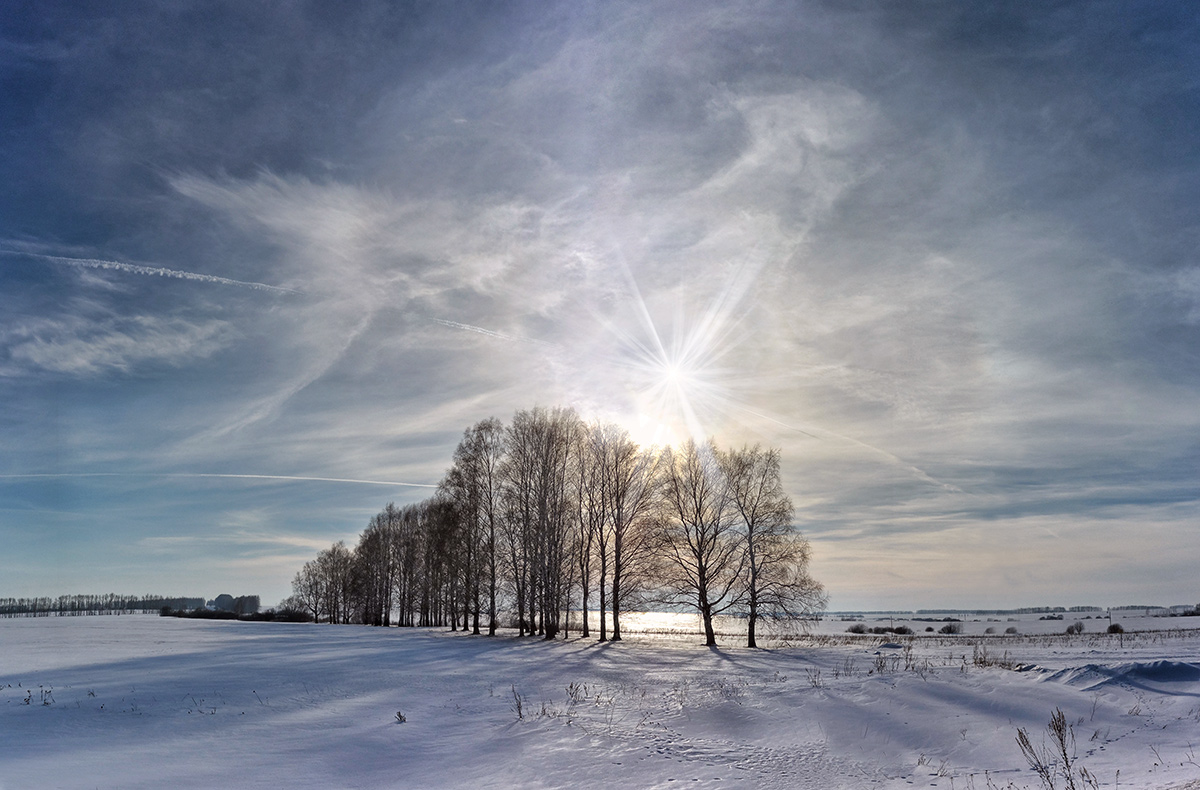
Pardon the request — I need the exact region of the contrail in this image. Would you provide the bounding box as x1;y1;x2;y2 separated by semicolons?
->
0;472;436;488
724;400;822;440
732;406;961;493
431;317;557;348
5;250;301;295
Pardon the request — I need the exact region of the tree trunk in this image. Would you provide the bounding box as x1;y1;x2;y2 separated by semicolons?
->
702;605;717;647
600;547;609;638
610;551;621;641
747;600;758;649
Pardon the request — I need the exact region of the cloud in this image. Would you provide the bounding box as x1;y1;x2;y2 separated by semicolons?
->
159;67;877;451
139;530;333;554
5;1;1200;608
1;314;231;377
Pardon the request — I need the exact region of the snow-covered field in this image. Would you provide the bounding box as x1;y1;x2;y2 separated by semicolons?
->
3;616;1199;789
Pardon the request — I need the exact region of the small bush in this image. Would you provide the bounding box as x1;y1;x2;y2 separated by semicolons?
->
1005;626;1019;635
855;625;915;635
925;626;934;632
939;623;961;635
1107;622;1124;634
1065;621;1085;635
984;627;996;635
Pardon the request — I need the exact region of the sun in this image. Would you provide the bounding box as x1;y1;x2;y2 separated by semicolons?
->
571;264;765;449
613;311;733;448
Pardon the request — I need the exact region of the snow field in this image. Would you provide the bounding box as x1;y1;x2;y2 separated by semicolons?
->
2;616;1199;789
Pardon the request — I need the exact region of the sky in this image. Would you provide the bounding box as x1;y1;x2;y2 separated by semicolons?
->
2;1;1198;612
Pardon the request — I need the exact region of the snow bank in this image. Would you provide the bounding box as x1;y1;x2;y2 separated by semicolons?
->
1048;660;1200;691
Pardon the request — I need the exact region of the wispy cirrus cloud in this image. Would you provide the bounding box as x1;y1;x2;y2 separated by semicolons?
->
1;314;231;377
4;1;1200;608
138;530;334;554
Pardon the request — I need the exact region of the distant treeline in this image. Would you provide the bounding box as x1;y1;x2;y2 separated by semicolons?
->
0;594;205;618
912;606;1104;615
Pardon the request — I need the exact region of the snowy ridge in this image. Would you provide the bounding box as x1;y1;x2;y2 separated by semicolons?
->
1045;660;1200;691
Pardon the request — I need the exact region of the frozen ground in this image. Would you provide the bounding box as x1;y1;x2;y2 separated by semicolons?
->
2;616;1199;789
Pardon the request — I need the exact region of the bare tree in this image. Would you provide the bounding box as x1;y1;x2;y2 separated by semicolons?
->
419;495;464;629
293;543;355;624
439;463;480;634
473;420;506;635
291;558;327;622
390;503;425;627
720;445;826;647
575;422;611;639
501;413;538;635
354;506;401;626
606;430;661;641
313;542;356;624
444;419;507;635
656;439;743;646
502;407;580;639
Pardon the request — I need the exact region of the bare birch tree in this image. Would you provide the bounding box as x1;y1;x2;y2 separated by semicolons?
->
502;407;580;639
309;542;355;624
605;430;660;641
720;445;826;647
657;439;743;646
574;422;610;638
443;419;507;635
291;558;327;623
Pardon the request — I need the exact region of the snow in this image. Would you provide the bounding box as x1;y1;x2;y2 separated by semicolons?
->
3;616;1200;789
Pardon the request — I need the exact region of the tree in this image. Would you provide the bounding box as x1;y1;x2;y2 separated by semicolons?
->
291;559;327;623
656;439;744;646
443;419;507;635
233;595;260;615
420;496;461;628
390;503;425;627
439;464;480;633
312;542;355;624
354;505;405;626
575;422;610;639
502;407;580;639
471;419;506;636
605;430;660;641
720;444;825;647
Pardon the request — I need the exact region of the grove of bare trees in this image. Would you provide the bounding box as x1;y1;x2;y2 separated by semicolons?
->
288;406;826;646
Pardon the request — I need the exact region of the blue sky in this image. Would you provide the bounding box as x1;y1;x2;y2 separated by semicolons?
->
2;1;1198;610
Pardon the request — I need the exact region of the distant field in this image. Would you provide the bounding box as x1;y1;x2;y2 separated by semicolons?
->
568;608;1200;640
813;610;1200;637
